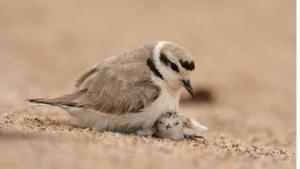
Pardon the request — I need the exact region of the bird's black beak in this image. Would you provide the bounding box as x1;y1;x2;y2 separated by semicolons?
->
181;79;195;98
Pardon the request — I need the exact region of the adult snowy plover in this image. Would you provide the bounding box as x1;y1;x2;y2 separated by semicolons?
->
29;41;197;135
154;112;207;141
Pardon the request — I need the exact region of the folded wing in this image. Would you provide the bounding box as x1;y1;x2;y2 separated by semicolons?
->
30;44;161;114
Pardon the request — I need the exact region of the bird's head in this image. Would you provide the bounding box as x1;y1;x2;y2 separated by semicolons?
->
150;41;195;97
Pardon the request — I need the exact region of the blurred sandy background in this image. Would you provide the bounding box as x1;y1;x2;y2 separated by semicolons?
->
0;0;295;169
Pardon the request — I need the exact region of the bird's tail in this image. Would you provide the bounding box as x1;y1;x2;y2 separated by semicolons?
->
28;89;87;107
28;98;83;107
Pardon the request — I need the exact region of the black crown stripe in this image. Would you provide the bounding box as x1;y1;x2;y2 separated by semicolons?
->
180;60;195;71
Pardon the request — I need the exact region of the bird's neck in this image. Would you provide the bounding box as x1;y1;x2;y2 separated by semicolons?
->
154;78;182;110
160;85;182;111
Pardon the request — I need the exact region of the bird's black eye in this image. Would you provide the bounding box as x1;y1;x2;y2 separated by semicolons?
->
158;121;163;124
170;62;179;72
159;53;179;73
174;121;180;125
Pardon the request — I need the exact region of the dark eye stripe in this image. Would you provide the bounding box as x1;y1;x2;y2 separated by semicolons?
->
170;62;179;72
180;60;195;71
159;53;170;65
160;53;180;73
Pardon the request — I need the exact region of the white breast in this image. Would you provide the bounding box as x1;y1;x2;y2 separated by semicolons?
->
130;87;182;129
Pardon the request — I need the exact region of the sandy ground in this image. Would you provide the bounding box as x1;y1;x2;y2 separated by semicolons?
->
0;0;296;169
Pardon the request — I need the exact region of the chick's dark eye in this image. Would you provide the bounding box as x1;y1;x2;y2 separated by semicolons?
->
170;62;179;72
174;121;180;125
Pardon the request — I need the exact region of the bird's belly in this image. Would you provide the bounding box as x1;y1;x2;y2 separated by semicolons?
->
67;108;163;133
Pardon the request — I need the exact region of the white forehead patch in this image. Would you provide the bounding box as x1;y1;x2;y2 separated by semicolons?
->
153;41;170;60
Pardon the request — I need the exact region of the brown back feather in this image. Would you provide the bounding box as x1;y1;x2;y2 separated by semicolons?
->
37;43;161;114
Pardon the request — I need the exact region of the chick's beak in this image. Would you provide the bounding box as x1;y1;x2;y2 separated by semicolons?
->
181;79;195;98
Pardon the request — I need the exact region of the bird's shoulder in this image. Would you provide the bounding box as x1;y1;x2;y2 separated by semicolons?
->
76;44;154;88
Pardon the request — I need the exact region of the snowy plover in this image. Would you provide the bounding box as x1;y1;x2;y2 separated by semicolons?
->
29;41;197;135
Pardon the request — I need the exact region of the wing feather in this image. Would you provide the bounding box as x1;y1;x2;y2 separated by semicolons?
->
71;44;160;114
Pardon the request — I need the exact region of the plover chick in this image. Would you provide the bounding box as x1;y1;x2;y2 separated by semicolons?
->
154;112;207;141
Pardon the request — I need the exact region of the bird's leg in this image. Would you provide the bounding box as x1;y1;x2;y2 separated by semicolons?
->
183;132;203;140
